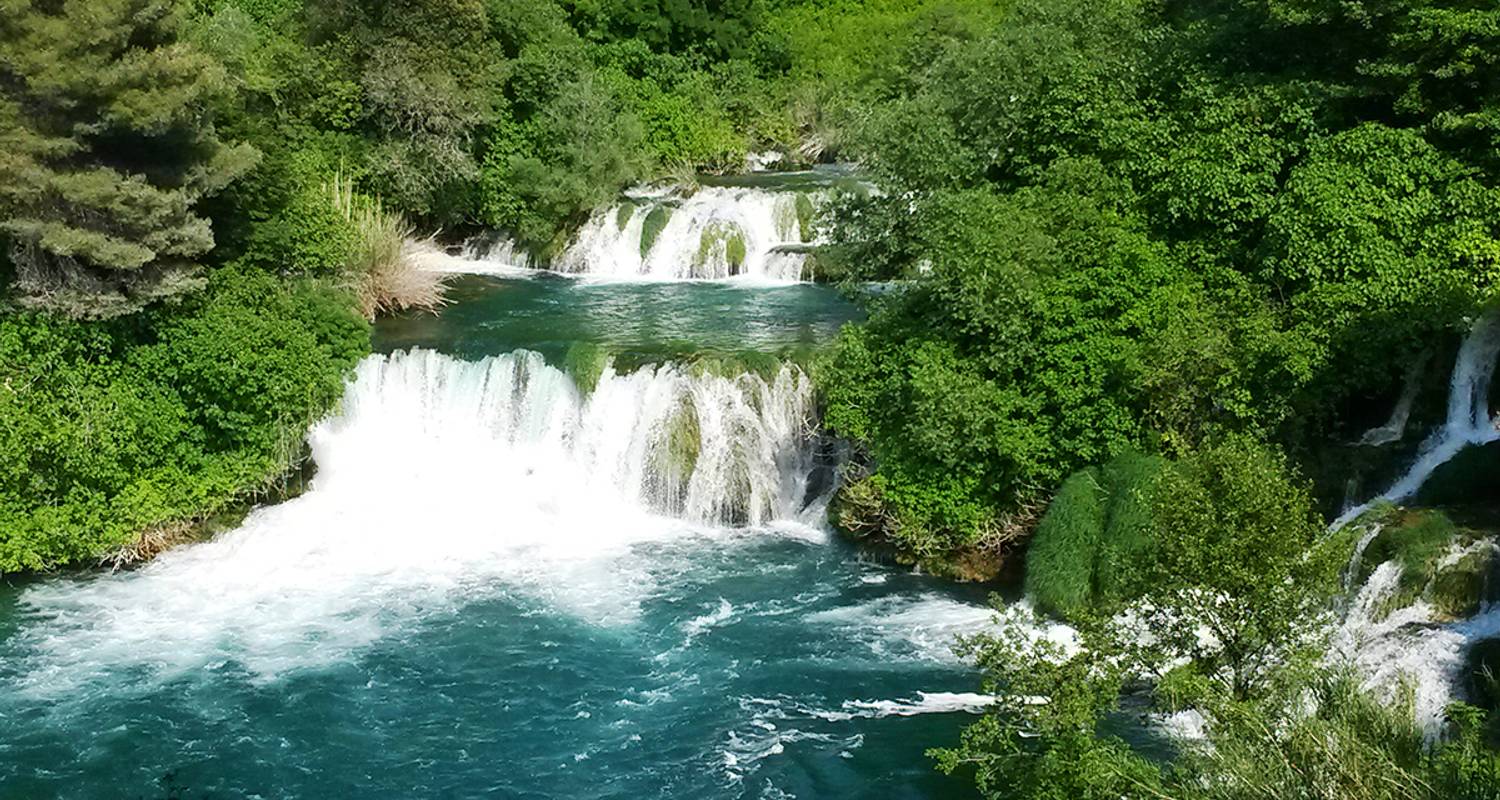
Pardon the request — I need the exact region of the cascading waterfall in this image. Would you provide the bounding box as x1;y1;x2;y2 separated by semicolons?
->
1334;541;1500;734
1334;307;1500;529
1331;306;1500;733
7;350;828;693
408;236;533;276
325;348;823;528
460;232;535;272
553;186;823;281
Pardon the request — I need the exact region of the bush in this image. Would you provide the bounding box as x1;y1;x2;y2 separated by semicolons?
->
0;268;367;573
1093;450;1166;606
1024;450;1167;618
328;175;448;320
1025;467;1106;618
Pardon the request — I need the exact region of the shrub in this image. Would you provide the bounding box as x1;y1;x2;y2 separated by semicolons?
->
1093;451;1167;607
329;175;448;320
0;268;367;573
1024;467;1106;618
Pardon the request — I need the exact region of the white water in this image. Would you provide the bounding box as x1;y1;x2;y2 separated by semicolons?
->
1334;308;1500;528
1334;542;1500;733
9;350;829;693
554;186;822;281
407;237;535;277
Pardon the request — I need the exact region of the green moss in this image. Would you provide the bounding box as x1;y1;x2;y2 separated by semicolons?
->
639;205;672;258
696;220;748;273
795;193;816;241
615;199;638;231
688;350;781;382
1430;548;1498;619
1025;467;1106;619
563;341;610;394
1361;509;1458;597
661;399;701;480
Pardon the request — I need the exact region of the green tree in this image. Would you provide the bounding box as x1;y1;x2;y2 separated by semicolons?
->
0;0;258;317
1137;437;1339;699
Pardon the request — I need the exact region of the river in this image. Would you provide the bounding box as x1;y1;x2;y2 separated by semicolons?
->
0;260;995;798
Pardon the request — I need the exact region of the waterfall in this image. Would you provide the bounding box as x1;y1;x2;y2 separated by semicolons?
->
1334;308;1500;528
408;236;533;276
460;233;534;271
325;349;822;527
1334;543;1500;735
552;186;823;281
7;350;829;692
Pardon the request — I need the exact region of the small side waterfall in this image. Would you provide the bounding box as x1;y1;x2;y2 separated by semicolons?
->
1334;308;1500;528
1335;542;1500;734
553;186;823;280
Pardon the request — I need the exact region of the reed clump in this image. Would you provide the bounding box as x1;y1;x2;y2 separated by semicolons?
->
329;174;448;320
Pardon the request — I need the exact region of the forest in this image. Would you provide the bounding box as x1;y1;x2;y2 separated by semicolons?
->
3;0;1500;797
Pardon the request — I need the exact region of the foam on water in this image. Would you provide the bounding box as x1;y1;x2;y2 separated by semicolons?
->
1335;541;1500;733
806;594;994;664
7;349;827;695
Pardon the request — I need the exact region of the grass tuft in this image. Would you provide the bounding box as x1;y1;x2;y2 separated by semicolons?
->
329;174;448;320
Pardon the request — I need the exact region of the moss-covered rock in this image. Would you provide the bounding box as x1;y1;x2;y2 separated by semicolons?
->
563;341;610;394
1359;509;1458;600
615;199;638;232
687;351;782;382
1431;546;1500;619
795;193;816;242
639;205;672;259
661;399;701;480
696;220;747;275
1349;507;1500;622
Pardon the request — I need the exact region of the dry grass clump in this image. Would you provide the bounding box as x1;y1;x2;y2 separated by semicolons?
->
99;521;199;571
329;174;449;320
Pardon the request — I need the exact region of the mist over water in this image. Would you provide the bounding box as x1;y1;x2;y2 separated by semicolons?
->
0;276;993;799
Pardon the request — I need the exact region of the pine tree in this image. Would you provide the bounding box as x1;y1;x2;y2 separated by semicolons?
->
0;0;258;318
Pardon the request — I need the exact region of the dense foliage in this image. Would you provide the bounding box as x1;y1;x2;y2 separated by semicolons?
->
937;441;1500;798
0;269;365;572
0;0;259;317
815;0;1500;567
4;0;1500;796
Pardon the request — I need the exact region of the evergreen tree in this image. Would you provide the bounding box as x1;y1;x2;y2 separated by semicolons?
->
0;0;257;318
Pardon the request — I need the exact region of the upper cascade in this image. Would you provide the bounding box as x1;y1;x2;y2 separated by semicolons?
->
323;348;826;528
550;185;825;281
1334;306;1500;528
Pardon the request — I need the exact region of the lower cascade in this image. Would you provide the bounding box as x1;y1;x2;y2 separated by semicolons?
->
331;349;824;526
0;342;994;797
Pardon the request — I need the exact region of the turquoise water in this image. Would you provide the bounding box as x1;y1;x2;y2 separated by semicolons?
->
0;276;991;799
373;273;863;364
